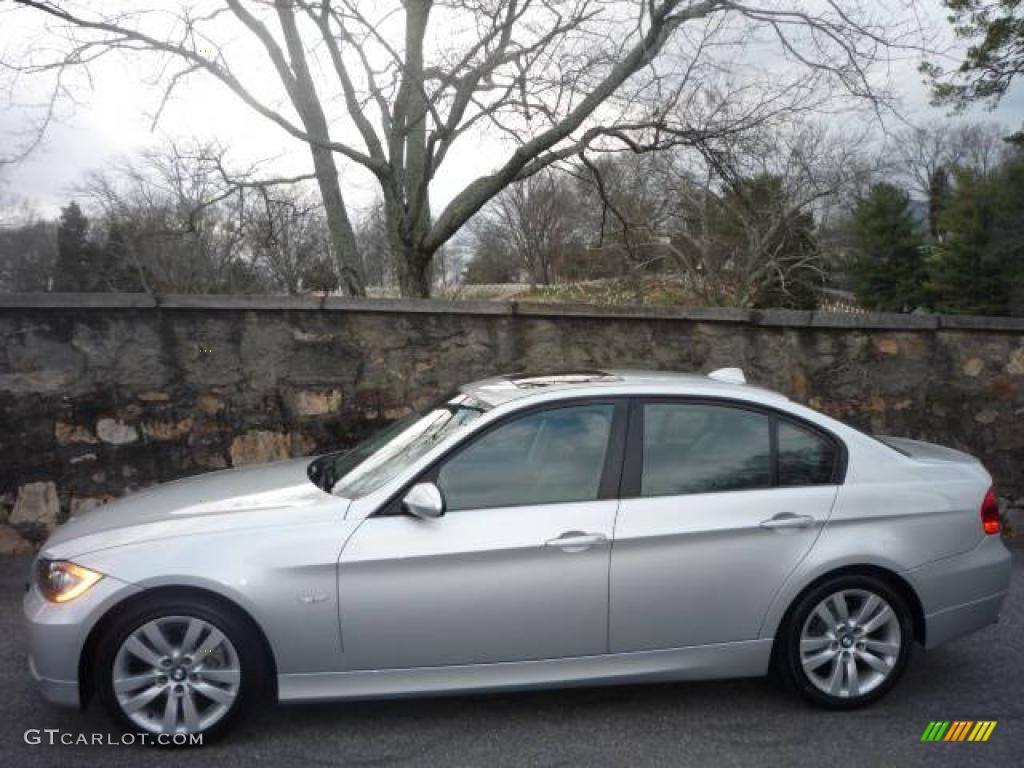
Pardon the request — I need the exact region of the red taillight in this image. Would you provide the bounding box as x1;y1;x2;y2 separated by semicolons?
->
980;487;1001;535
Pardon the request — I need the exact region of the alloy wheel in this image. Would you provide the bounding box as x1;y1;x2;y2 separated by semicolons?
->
799;589;902;699
111;615;241;735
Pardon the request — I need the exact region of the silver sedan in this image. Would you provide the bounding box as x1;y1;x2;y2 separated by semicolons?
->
25;369;1012;743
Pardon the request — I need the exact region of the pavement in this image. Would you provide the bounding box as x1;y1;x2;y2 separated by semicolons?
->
1;545;1021;768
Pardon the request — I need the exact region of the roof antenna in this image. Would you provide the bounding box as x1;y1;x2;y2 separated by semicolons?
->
707;367;747;385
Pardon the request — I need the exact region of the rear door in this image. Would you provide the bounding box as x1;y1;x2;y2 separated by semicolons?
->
609;399;841;652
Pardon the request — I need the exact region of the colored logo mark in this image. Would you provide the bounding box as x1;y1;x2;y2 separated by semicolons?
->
920;721;997;742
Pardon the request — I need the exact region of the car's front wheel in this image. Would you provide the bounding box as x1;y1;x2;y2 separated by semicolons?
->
777;574;914;708
95;593;266;743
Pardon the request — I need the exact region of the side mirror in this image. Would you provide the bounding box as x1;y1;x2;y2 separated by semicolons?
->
402;482;445;519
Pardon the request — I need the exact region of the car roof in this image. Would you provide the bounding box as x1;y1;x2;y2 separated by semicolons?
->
461;368;789;408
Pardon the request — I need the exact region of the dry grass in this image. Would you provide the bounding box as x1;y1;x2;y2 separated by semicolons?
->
515;276;701;306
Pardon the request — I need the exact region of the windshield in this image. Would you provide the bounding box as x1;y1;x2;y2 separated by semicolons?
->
308;393;489;498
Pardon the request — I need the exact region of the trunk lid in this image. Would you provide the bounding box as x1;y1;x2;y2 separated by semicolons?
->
875;436;981;465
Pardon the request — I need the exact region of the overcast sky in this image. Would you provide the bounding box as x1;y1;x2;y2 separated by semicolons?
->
1;1;1023;218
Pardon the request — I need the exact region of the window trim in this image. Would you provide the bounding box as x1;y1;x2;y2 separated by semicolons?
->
620;396;847;500
373;396;630;517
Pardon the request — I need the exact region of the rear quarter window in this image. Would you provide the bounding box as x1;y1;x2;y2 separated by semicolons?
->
777;421;838;486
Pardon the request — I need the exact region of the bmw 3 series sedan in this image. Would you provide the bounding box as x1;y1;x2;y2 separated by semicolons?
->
25;369;1012;742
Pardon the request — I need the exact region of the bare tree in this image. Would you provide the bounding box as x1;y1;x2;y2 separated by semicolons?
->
893;124;957;201
892;121;1013;238
76;142;315;293
5;1;924;296
0;187;57;291
956;123;1016;178
469;120;864;306
644;124;860;307
354;200;396;290
245;187;332;293
0;184;37;229
464;215;524;284
572;151;683;281
476;169;580;286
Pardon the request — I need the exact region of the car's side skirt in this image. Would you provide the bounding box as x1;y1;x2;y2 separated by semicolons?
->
277;639;773;702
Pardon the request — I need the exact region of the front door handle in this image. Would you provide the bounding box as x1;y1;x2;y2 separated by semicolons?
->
545;531;607;552
760;513;815;531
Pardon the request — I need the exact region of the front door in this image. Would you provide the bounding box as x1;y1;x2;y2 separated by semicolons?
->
338;401;625;670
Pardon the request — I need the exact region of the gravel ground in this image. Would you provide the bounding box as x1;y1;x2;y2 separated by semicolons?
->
1;545;1021;767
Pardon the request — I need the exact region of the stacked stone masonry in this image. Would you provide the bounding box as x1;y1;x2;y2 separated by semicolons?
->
1;293;1023;552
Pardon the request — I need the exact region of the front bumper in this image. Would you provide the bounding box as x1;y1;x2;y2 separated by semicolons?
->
23;566;141;709
28;654;79;708
903;534;1012;649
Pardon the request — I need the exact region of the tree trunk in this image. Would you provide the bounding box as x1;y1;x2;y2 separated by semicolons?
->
386;0;434;298
384;197;431;298
387;224;432;298
309;144;365;297
388;212;429;297
271;1;366;297
397;250;433;298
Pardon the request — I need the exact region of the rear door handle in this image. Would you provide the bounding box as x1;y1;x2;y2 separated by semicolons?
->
545;531;607;552
759;513;815;531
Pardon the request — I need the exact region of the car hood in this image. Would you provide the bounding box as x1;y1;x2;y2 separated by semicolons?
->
43;457;346;559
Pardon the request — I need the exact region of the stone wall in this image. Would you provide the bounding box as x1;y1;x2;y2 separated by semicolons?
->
2;293;1024;552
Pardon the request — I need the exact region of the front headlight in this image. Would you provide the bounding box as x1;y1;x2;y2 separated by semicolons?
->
36;559;103;603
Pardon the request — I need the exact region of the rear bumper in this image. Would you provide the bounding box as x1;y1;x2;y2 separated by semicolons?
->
922;591;1007;649
902;535;1012;649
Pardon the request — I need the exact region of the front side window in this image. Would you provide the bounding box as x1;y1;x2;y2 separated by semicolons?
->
641;403;772;496
438;403;615;511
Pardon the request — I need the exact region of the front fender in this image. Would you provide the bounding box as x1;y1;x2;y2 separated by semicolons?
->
73;517;354;675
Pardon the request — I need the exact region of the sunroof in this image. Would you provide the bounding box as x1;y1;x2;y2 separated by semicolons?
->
508;370;620;389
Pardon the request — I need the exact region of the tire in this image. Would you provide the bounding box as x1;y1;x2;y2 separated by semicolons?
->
775;574;914;709
94;592;267;744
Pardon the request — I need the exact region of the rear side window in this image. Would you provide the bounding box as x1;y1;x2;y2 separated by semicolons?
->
777;421;837;486
641;403;772;496
438;403;615;511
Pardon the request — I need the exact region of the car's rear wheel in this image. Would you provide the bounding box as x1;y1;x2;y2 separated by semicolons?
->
777;575;913;708
95;593;266;744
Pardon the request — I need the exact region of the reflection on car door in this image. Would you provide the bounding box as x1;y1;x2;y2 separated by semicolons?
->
338;401;626;670
609;400;840;652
